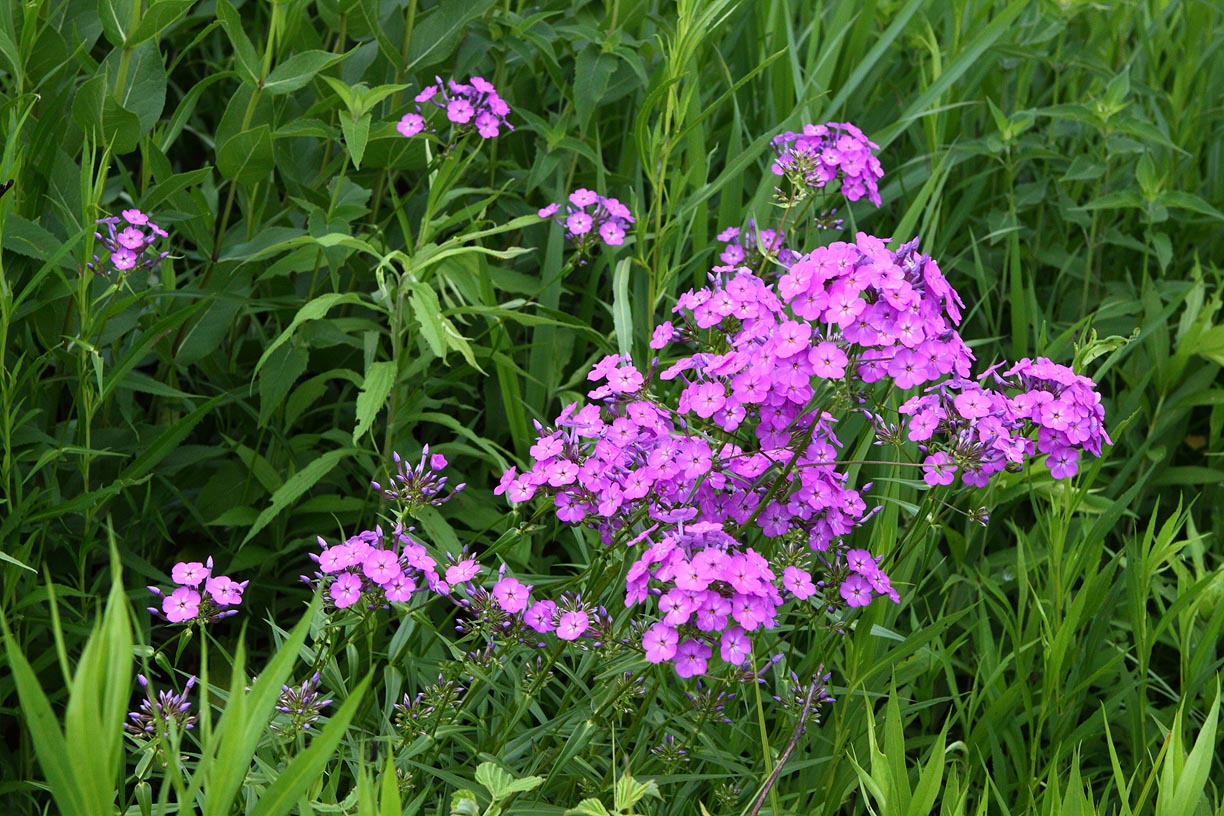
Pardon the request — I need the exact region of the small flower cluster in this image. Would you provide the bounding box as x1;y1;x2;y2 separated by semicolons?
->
308;523;492;610
271;673;332;738
770;122;884;206
902;356;1112;485
372;446;465;514
538;189;635;253
716;222;799;271
148;558;246;624
90;208;169;278
394;674;466;738
397;76;512;141
125;674;197;737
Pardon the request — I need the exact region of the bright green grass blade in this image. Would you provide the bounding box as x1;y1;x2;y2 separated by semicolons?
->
248;672;373;816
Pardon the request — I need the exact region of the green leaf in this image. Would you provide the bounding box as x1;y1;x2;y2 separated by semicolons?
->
248;673;374;816
612;257;633;361
449;790;480;816
241;448;354;545
98;0;134;47
120;395;227;482
125;0;196;47
215;0;261;85
258;343;309;427
406;0;495;71
353;360;396;442
216;125;273;184
72;74;142;154
407;281;445;358
1159;190;1224;221
255;292;369;377
613;774;659;811
574;46;617;132
564;801;611;816
475;762;543;801
263;49;350;95
339;110;372;170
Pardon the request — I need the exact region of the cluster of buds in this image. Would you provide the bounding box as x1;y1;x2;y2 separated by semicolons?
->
397;76;513;141
393;674;467;738
373;446;465;515
147;558;247;624
271;673;332;738
125;674;197;737
538;188;635;255
89;208;169;278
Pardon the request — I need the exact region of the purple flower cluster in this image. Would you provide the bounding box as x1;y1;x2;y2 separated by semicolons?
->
538;189;635;252
397;76;512;140
126;674;197;737
495;222;1108;675
90;208;169;278
770;122;884;206
902;356;1112;484
147;558;246;624
309;524;485;610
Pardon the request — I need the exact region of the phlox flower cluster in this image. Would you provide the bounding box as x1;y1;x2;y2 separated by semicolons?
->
308;524;484;610
125;674;197;737
901;356;1111;485
771;122;884;206
147;558;246;624
397;76;512;141
90;208;169;278
538;188;635;253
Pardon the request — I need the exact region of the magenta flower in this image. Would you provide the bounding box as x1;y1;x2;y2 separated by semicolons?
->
643;623;679;663
397;113;425;137
538;189;635;255
205;576;246;606
444;559;481;586
555;610;589;641
331;573;363;609
396;75;513;142
524;600;558;633
172;560;211;587
492;576;531;613
163;588;200;623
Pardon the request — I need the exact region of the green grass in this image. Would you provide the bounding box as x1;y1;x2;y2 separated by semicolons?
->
1;0;1222;813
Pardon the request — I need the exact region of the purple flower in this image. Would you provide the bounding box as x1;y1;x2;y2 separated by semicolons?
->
397;75;513;142
556;610;589;641
331;572;363;609
538;189;635;255
163;588;199;623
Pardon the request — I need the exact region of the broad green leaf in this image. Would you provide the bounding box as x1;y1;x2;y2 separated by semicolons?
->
574;46;617;132
216;125;273;184
98;0;134;47
263;49;350;96
72;74;142;154
126;0;196;47
241;448;354;545
107;39;167;133
339;110;372;170
119;395;227;482
406;0;495;71
449;790;480;816
407;281;446;357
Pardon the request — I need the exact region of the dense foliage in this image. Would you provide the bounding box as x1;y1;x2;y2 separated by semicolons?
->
1;0;1222;814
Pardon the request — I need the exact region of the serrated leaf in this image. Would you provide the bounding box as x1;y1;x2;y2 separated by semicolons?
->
564;801;611;816
255;293;368;377
241;448;353;546
353;360;396;442
613;774;659;811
